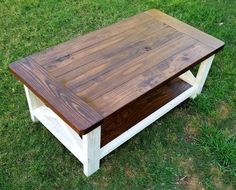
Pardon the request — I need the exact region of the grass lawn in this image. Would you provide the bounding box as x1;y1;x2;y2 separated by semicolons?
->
0;0;236;189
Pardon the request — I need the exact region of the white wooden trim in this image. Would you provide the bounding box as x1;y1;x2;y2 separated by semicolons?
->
82;127;101;176
178;70;196;86
24;86;43;122
178;55;215;99
32;106;84;163
100;86;196;159
192;55;215;98
33;104;102;176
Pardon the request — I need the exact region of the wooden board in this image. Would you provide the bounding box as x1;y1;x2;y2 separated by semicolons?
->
101;78;191;146
9;9;224;135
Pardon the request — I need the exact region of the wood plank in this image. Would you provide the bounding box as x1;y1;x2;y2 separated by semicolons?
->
50;19;167;79
90;42;213;117
101;78;191;146
63;26;179;89
32;13;151;66
9;57;103;135
74;34;197;100
145;9;224;50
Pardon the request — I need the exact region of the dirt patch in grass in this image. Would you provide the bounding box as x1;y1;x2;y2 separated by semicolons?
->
218;102;231;119
211;165;224;189
178;158;205;190
95;176;109;189
125;164;135;178
180;158;194;174
166;132;178;144
177;175;205;190
187;176;205;190
184;123;198;142
210;165;233;190
102;161;114;173
225;184;234;190
210;164;222;177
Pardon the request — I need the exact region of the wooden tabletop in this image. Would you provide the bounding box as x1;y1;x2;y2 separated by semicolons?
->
9;9;224;135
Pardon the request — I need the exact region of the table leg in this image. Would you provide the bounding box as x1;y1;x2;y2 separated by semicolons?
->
178;55;215;99
192;55;215;98
24;85;44;122
82;126;101;176
24;85;102;176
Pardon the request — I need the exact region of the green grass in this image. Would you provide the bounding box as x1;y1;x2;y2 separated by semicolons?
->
0;0;236;189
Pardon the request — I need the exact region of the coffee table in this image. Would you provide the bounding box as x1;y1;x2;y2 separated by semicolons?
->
9;9;224;176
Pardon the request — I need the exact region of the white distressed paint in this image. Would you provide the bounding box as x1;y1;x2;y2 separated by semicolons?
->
24;86;43;122
32;106;84;163
178;70;196;86
82;127;101;176
192;55;215;98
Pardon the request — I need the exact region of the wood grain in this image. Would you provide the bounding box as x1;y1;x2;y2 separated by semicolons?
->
101;78;191;146
32;13;152;66
145;9;224;50
73;34;195;101
65;27;180;91
90;42;213;117
9;58;102;135
51;20;167;80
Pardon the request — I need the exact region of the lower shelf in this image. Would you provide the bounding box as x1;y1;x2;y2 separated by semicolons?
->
101;78;192;146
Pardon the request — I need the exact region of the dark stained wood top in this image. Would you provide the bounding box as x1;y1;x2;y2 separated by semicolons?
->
9;9;224;135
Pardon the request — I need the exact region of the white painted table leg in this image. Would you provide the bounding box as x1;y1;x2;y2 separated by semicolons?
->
192;55;215;99
24;85;44;122
82;126;101;176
